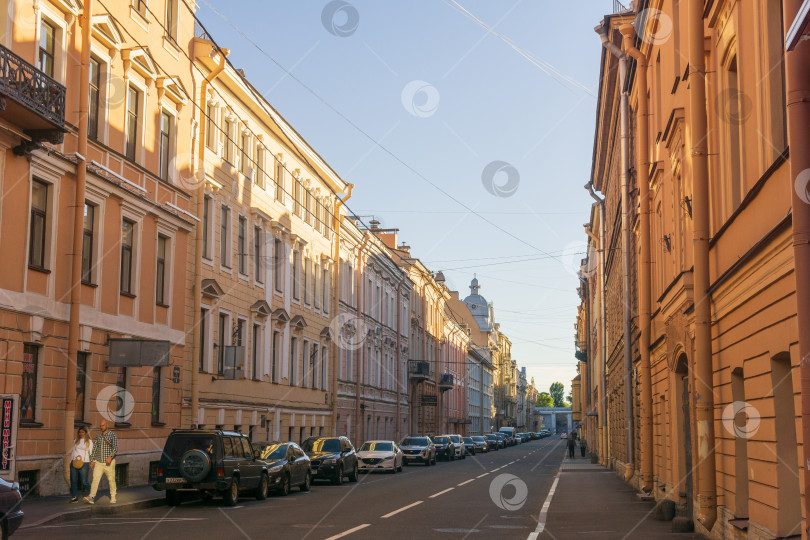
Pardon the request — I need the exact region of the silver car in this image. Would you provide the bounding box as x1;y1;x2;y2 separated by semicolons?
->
357;441;403;474
399;436;436;466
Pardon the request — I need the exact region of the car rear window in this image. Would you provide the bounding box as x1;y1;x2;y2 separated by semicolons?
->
360;442;393;452
164;435;218;460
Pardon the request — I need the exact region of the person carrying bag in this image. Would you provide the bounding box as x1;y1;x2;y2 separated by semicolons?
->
69;427;93;503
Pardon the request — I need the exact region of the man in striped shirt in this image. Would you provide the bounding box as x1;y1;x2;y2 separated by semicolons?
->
83;419;118;504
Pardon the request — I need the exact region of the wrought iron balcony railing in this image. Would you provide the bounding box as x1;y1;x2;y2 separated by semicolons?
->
408;360;431;380
0;43;66;131
439;373;454;390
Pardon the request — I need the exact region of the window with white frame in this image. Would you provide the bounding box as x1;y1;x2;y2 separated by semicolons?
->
159;110;173;181
220;205;231;268
125;85;141;161
156;234;169;305
253;226;263;283
202;195;212;259
304;257;311;305
273;237;283;292
255;145;265;188
120;219;136;295
238;215;247;275
292;250;301;300
28;179;49;270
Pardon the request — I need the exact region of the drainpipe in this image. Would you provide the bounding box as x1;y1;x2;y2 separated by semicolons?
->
687;0;717;530
65;0;93;456
355;233;370;443
393;272;405;441
782;1;810;534
621;23;654;494
191;45;229;427
585;184;608;466
331;184;353;436
596;23;635;482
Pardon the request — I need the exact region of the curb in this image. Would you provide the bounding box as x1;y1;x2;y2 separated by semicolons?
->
20;497;166;529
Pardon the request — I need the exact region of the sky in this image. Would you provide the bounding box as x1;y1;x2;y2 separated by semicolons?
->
196;0;614;397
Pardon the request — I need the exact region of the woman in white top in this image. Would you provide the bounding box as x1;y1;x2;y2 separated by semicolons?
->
69;427;93;502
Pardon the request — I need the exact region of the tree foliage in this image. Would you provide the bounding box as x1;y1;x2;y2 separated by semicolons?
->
549;382;566;407
536;392;554;407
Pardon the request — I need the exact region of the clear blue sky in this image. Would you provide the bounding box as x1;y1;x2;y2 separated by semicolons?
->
198;0;613;397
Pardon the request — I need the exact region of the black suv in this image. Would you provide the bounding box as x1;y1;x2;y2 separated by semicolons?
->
253;441;311;496
154;429;268;506
301;436;359;485
432;435;454;460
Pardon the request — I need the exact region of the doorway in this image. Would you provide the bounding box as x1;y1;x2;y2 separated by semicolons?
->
674;354;693;518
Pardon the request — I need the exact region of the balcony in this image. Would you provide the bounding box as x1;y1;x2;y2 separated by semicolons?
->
408;360;431;382
439;373;454;391
0;43;66;154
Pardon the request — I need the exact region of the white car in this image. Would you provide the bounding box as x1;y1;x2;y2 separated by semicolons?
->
357;440;403;474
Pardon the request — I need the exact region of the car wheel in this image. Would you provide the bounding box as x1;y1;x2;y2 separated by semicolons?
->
332;465;343;486
223;477;239;506
166;490;181;506
349;465;359;482
279;473;290;496
300;471;311;492
255;474;268;501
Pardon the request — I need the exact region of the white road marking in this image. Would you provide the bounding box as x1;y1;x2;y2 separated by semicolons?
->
527;465;562;540
381;500;423;519
325;523;371;540
429;487;455;498
477;473;489;478
457;479;475;486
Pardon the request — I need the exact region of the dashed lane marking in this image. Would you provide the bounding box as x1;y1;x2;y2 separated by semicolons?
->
477;473;489;478
325;523;371;540
429;487;455;499
381;500;423;519
457;479;475;486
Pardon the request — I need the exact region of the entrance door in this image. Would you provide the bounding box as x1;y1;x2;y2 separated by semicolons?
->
675;354;693;519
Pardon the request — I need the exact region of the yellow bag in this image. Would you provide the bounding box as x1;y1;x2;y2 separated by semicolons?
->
72;457;84;469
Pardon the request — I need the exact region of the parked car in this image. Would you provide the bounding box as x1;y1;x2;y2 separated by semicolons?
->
499;427;517;445
154;429;269;507
357;441;403;474
447;435;466;459
494;433;508;448
432;436;455;460
253;441;311;496
0;477;23;540
400;436;436;466
302;436;359;485
462;437;477;455
484;434;500;450
470;436;489;453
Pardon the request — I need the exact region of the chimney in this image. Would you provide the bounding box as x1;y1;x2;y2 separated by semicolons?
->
369;219;380;230
434;271;445;283
398;242;410;256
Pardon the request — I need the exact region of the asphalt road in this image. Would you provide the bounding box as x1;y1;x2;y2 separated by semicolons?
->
17;438;567;540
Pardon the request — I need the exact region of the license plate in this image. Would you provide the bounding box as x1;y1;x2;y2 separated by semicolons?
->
166;477;185;483
311;470;317;475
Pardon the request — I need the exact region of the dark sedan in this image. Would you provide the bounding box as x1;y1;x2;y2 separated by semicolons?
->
0;477;23;540
432;436;455;460
253;442;311;496
301;436;359;485
470;436;489;453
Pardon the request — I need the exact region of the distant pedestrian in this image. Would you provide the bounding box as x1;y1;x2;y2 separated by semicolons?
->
567;434;576;459
69;427;93;503
580;437;587;458
84;419;118;504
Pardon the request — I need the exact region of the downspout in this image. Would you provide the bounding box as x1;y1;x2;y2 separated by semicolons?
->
355;233;370;443
585;183;608;465
783;0;810;534
191;45;228;427
393;272;405;441
65;0;93;456
687;0;717;530
331;184;353;436
596;23;635;482
621;23;654;494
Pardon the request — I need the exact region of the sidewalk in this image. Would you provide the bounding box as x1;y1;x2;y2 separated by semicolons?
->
18;484;166;529
538;457;709;539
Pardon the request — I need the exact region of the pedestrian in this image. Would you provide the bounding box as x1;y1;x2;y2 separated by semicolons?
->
84;419;118;504
580;436;587;458
69;427;93;503
567;434;576;459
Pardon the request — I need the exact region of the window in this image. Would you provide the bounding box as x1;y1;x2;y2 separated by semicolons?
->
81;203;95;284
199;308;208;372
159;111;172;181
310;344;318;389
88;57;100;139
252;324;260;380
275;159;284;201
165;0;178;41
294;179;302;216
151;366;161;424
289;337;298;385
255;146;265;188
254;227;263;283
133;0;148;18
115;367;128;424
239;133;250;175
156;235;168;305
322;266;330;313
206;104;217;150
726;55;744;211
120;219;135;294
29;180;48;269
272;330;280;383
314;264;321;309
220;205;231;268
321;347;328;390
218;312;228;374
125;86;140;161
305;191;313;225
20;345;39;423
274;238;283;292
292;250;301;300
76;352;88;423
202;196;211;259
238;216;247;275
223;119;233;163
303;257;311;305
38;20;55;77
302;340;310;387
